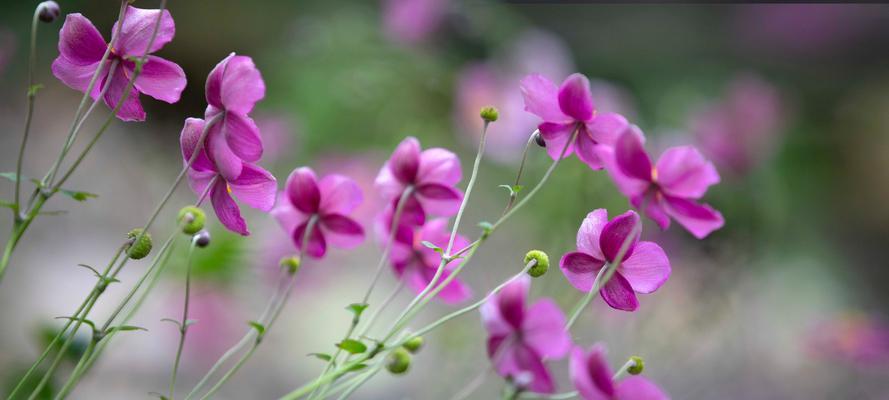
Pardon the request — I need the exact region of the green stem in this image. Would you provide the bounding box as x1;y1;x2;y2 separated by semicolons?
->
334;364;382;400
13;7;42;215
168;241;198;400
53;336;97;400
501;130;539;217
356;279;404;337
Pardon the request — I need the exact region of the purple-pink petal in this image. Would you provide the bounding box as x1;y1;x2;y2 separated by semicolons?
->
595;146;650;199
585;112;629;147
228;163;277;212
205;53;265;114
662;196;724;239
134;55;186;104
417;147;462;186
373;163;406;201
52;58;107;100
618;241;671;294
320;214;365;249
599;210;641;263
614;376;670;400
416;187;462;218
179;118;214;171
539;122;576;161
522;299;571;359
210;180;248;236
222;112;263;163
271;191;305;237
614;126;653;182
293;220;327;258
318;174;364;215
416;182;461;200
560;252;605;292
206;123;244;180
655;146;720;199
286;167;321;214
103;67;145;121
576;209;608;260
632;192;671;231
399;194;427;226
600;272;639;312
57;14;107;65
570;345;616;400
186;168;216;200
574;129;605;170
112;6;175;57
495;275;530;330
520;73;570;123
390;137;421;183
558;73;595;121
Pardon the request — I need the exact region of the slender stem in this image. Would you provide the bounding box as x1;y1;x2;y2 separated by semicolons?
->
501;130;539;217
357;280;404;337
168;242;198;400
13;8;42;214
334;364;382;400
196;345;257;400
360;187;412;305
53;336;97;400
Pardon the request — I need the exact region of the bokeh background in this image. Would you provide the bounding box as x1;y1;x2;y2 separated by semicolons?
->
2;1;889;399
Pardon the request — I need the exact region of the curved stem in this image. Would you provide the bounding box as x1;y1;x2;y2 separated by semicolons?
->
13;7;42;214
501;130;539;217
356;279;404;337
168;241;198;399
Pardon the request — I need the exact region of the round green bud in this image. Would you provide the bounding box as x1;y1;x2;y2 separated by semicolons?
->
524;250;549;278
126;229;153;260
280;256;301;274
402;336;424;354
177;206;206;235
386;348;411;375
480;106;499;122
628;356;644;375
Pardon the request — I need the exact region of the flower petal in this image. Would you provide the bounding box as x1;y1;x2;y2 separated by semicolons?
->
319;174;363;215
615;126;653;181
373;163;407;202
271;191;306;237
103;66;145;122
522;299;571;359
595;146;649;198
285;167;321;214
497;275;530;330
186;168;216;199
575;127;605;170
418;147;462;186
134;55;186;103
229;163;277;212
586;112;629;147
416;184;463;217
539;122;576;161
632;193;671;231
615;376;671;400
52;58;107;99
210;180;248;236
559;252;605;292
558;73;595;121
320;214;365;249
113;6;175;56
512;344;557;394
619;242;670;294
576;209;608;260
399;194;426;226
599;273;638;311
433;270;472;304
293;220;326;258
206;122;243;180
206;53;265;114
389;137;421;183
520;73;570;123
222;112;263;162
599;210;641;262
662;196;724;239
655;146;720;199
57;14;107;64
179;117;214;171
570;345;615;400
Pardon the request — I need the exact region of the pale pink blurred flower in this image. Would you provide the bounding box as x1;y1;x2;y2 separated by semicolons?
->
806;313;889;367
255;114;299;165
691;74;784;176
176;286;247;371
382;0;447;45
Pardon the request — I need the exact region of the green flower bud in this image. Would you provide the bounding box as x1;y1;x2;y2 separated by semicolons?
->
126;229;152;260
628;356;644;375
402;336;424;354
177;206;206;235
524;250;549;278
194;230;211;248
280;256;301;274
386;348;411;375
480;106;499;122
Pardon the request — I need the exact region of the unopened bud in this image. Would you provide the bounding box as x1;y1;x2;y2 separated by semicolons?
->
524;250;549;278
628;356;644;375
280;256;300;274
533;130;546;147
480;106;499;122
402;336;424;354
126;229;153;260
386;348;411;375
37;1;60;23
193;230;211;248
177;206;206;235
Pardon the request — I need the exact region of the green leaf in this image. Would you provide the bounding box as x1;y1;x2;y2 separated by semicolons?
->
308;352;332;362
248;320;266;336
0;200;15;210
77;263;101;277
160;318;182;329
336;339;367;354
59;189;98;202
111;325;147;332
148;392;169;400
28;84;44;97
346;303;369;318
0;172;21;183
184;319;198;328
420;241;442;254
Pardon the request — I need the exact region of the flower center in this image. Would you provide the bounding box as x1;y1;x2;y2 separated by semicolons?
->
226;184;233;195
651;167;659;182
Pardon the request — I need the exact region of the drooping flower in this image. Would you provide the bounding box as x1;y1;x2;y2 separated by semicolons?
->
52;6;186;121
180;118;276;236
595;127;724;239
570;344;670;400
374;137;463;227
381;217;471;304
480;275;571;394
201;53;267;181
520;73;628;170
559;209;670;312
272;167;366;259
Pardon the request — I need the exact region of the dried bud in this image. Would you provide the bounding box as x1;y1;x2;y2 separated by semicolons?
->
126;229;152;260
480;106;499;122
280;256;301;274
402;336;424;354
193;230;211;248
628;356;644;375
386;348;411;375
177;206;206;235
533;130;546;147
37;1;60;23
524;250;549;278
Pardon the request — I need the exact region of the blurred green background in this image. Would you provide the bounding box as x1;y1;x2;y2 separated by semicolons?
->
2;1;889;399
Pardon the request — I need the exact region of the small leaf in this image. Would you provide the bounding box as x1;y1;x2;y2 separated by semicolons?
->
77;263;101;277
55;316;96;331
345;363;368;372
0;200;15;210
160;318;182;329
512;185;524;193
248;320;266;336
336;339;367;354
111;325;147;332
184;319;198;328
346;303;369;318
28;84;44;96
420;241;443;254
148;392;169;400
59;189;98;202
308;352;332;362
478;221;493;239
0;172;21;183
498;184;516;196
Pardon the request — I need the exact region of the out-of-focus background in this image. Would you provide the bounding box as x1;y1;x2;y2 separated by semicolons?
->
1;1;889;399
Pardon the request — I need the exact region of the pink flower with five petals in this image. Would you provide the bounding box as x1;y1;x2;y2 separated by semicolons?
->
570;344;670;400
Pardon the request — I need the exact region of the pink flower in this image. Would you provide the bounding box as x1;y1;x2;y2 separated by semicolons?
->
520;73;629;170
570;344;670;400
595;127;724;239
202;53;267;181
559;210;670;312
383;217;471;304
382;0;447;45
480;276;571;394
374;137;463;226
272;167;366;259
181;118;276;236
51;6;186;121
805;313;889;367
